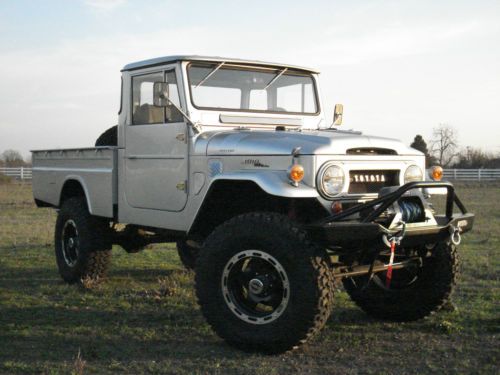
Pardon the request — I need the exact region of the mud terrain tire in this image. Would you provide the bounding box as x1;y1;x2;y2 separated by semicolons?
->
55;197;112;283
343;242;459;321
95;125;117;146
176;240;199;270
195;212;334;354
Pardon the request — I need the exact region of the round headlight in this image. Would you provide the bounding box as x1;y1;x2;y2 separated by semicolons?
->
318;164;345;197
404;165;423;183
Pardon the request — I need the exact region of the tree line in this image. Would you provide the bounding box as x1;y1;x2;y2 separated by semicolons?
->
0;150;31;168
1;125;498;169
411;124;499;168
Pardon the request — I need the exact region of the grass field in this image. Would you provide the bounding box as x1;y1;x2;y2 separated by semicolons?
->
0;182;498;374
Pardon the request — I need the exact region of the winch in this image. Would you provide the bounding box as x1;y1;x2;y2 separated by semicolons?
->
398;198;425;223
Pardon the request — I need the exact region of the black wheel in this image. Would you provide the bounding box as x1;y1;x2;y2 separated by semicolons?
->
176;240;199;270
95;125;117;146
195;212;334;354
343;242;459;321
55;197;112;283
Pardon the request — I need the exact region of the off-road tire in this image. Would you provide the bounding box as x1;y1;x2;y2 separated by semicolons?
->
95;125;117;147
343;242;459;321
195;212;334;354
176;240;199;270
55;197;112;283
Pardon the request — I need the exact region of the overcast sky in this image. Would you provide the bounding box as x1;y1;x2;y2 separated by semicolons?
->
1;0;499;157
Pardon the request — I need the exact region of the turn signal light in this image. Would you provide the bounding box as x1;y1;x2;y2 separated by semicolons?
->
430;166;443;181
289;164;304;183
331;201;343;214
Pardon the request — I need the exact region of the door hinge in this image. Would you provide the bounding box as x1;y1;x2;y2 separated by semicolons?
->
176;181;186;191
176;133;186;142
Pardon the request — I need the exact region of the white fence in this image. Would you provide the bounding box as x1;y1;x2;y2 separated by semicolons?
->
0;167;499;182
442;169;500;181
0;167;32;180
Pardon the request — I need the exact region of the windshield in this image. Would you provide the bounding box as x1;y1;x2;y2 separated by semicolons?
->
187;63;319;115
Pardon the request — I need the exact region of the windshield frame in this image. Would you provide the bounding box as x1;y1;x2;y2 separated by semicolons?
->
186;62;321;116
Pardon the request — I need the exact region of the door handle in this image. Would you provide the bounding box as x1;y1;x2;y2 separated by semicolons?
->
176;133;186;142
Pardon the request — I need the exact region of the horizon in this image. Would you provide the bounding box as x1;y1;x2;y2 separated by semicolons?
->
1;0;499;157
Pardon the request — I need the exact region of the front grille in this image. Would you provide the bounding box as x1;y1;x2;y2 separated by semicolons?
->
348;170;399;194
346;147;397;155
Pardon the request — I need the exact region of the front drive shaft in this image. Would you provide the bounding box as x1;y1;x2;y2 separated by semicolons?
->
334;257;422;279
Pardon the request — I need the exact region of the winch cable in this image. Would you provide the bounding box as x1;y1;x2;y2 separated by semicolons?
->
360;222;407;291
384;222;406;289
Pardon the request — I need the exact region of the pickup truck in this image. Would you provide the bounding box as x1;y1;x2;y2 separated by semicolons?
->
32;55;474;353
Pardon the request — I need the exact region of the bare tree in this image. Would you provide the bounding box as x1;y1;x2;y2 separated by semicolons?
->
1;149;25;167
454;147;500;168
430;124;459;167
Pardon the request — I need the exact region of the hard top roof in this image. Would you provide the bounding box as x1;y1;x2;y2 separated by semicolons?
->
122;55;320;74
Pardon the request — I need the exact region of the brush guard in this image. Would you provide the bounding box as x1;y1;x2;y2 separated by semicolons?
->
307;181;474;251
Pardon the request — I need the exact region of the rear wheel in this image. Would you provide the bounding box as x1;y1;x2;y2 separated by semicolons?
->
195;212;334;353
176;240;199;270
55;197;112;283
343;242;459;321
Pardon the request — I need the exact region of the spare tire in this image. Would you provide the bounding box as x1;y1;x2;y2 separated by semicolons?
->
95;125;118;146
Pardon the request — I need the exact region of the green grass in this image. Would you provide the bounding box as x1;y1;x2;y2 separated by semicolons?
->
0;182;498;374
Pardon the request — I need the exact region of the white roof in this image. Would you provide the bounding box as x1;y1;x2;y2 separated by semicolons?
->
122;55;320;73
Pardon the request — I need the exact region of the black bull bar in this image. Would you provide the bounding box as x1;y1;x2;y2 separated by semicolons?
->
306;181;475;249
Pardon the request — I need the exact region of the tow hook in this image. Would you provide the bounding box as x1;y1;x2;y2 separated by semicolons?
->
449;225;462;246
382;222;407;288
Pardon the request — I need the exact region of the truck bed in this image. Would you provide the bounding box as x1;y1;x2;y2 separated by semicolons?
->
31;147;117;218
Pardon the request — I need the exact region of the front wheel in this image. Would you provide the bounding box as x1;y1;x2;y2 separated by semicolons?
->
343;242;459;321
195;212;334;354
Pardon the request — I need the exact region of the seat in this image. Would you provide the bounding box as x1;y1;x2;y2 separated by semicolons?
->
133;104;164;124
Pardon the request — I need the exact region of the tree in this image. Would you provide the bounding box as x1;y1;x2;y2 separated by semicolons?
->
410;135;436;167
454;147;500;168
1;149;25;167
430;124;459;167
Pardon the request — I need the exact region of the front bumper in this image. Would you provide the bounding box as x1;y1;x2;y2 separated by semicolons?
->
307;181;475;249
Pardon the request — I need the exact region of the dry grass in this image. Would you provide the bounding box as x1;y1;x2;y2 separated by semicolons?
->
0;182;498;374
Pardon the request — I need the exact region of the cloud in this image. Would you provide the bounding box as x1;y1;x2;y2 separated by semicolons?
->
84;0;126;11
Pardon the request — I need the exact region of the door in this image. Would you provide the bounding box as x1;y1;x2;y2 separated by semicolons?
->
124;68;188;212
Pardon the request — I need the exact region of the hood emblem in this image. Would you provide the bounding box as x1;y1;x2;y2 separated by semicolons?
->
242;159;269;168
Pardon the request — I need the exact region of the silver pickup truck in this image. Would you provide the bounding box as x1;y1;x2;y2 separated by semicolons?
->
32;55;474;353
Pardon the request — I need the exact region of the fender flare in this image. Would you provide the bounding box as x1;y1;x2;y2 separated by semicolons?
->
59;175;94;214
208;170;319;198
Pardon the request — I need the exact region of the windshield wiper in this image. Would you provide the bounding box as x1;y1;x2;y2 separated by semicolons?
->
263;68;288;90
195;61;225;88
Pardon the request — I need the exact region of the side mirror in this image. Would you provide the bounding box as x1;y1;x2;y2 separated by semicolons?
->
153;82;169;107
333;103;343;126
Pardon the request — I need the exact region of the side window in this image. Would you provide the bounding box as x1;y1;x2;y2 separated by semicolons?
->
132;72;164;125
164;70;183;123
131;70;182;125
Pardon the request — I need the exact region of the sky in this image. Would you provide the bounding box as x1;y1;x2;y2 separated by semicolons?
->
0;0;499;158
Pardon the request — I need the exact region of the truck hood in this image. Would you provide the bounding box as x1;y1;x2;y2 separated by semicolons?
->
195;129;421;156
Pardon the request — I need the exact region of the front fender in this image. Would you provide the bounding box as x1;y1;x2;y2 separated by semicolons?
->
210;171;319;198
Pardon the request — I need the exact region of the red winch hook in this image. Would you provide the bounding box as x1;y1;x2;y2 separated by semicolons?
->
384;222;406;288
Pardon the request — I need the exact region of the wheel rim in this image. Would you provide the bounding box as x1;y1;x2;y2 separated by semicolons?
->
221;250;289;325
61;220;80;267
